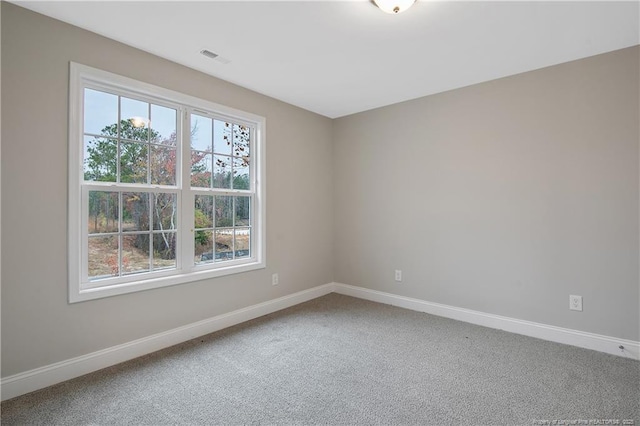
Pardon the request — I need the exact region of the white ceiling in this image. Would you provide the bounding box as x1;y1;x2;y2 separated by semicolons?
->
12;1;640;118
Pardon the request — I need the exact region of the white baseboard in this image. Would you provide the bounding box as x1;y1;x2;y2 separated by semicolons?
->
3;281;638;402
333;283;640;361
0;283;335;401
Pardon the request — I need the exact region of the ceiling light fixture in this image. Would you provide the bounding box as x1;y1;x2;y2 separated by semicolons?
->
373;0;415;14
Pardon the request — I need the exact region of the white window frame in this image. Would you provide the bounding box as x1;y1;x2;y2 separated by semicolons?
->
69;62;266;303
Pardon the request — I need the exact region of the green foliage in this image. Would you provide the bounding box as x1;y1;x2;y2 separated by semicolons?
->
195;231;209;247
216;196;233;227
85;118;252;267
194;209;210;246
84;120;164;183
233;173;250;190
86;120;177;261
84;138;117;182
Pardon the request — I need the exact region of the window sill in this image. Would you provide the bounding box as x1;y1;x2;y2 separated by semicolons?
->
70;260;266;303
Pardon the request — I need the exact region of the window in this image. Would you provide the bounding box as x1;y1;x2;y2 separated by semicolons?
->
69;63;265;302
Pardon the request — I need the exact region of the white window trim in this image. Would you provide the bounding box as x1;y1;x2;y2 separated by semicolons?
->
68;62;266;303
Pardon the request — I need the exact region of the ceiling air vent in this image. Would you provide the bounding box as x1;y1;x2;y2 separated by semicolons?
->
200;49;218;59
200;49;231;64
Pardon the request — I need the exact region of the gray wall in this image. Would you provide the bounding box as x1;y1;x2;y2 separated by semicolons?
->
1;3;334;377
333;46;639;341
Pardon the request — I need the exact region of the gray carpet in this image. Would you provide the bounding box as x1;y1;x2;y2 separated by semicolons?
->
2;293;638;425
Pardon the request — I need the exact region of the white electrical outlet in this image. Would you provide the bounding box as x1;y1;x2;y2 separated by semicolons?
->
272;273;279;286
395;270;402;282
569;295;582;311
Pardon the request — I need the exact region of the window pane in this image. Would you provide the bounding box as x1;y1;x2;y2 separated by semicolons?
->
191;151;212;188
214;120;233;155
195;230;213;264
235;228;250;258
153;232;176;271
88;235;119;280
151;145;176;185
215;229;233;262
233;156;250;190
232;123;250;158
191;114;212;152
88;191;119;234
76;65;263;300
213;155;231;189
121;97;149;141
151;105;176;144
235;196;250;226
153;193;177;231
84;137;117;182
215;196;233;227
84;89;118;136
120;142;148;183
122;234;150;275
194;195;214;229
122;192;150;232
